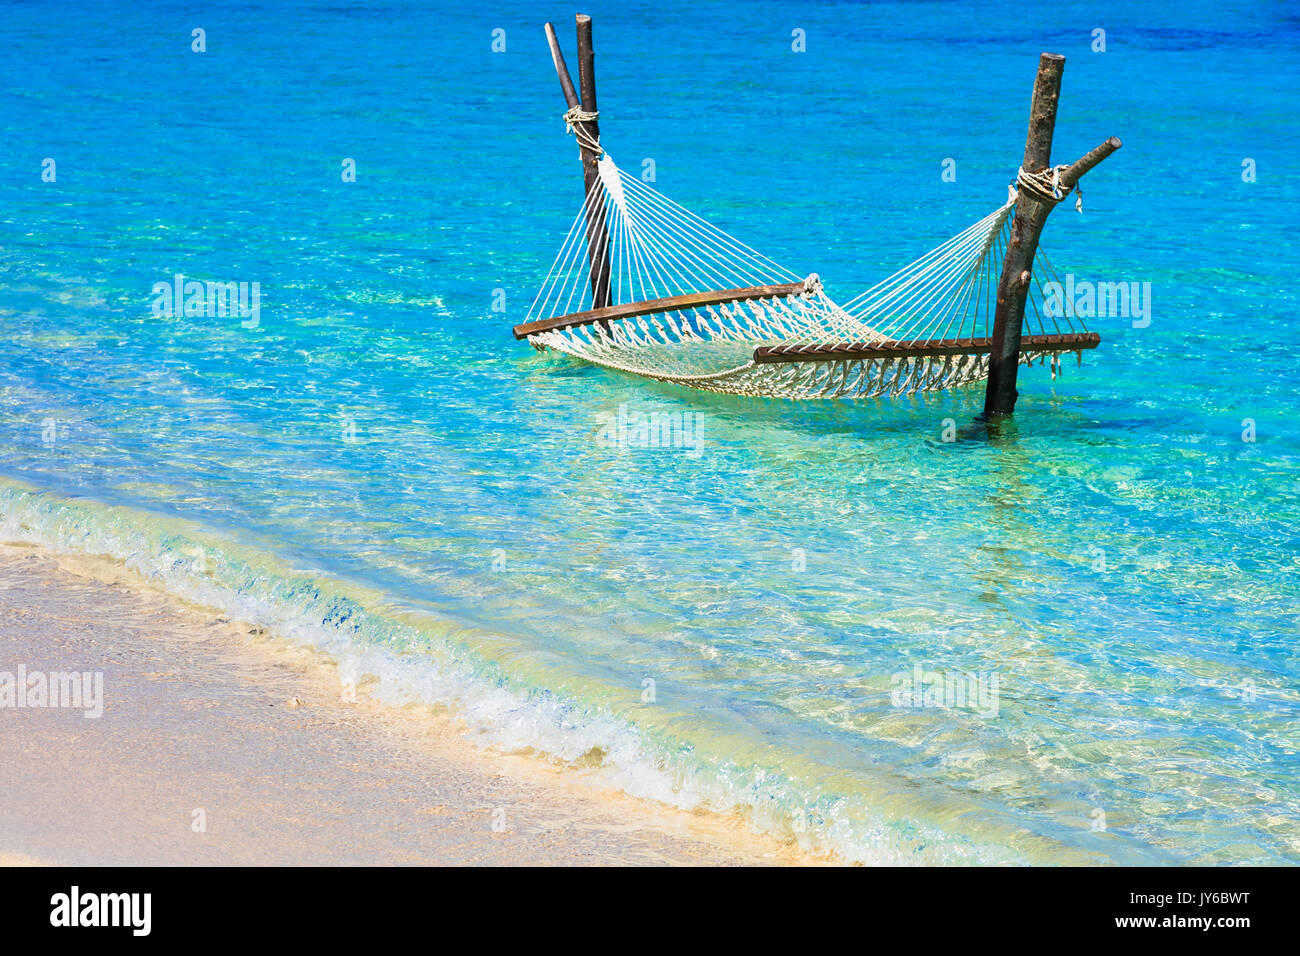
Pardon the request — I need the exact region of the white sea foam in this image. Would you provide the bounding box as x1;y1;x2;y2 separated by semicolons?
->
0;478;1017;865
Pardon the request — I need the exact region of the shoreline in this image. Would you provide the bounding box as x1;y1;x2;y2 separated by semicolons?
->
0;540;825;866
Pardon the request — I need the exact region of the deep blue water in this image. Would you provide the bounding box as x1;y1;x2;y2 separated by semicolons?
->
1;0;1297;863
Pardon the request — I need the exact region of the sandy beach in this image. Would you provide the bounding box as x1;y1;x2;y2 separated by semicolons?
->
0;542;815;866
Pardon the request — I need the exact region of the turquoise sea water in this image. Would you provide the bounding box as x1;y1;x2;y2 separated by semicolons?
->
2;0;1298;864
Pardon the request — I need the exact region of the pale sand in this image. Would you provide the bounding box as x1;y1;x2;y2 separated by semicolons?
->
0;541;820;866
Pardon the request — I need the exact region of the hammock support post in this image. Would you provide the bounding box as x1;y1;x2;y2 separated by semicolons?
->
983;53;1120;417
984;53;1064;418
544;16;612;311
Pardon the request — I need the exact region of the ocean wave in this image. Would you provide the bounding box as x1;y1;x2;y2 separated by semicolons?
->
0;476;1023;865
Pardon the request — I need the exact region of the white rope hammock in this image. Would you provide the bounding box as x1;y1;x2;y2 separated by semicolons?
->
518;153;1094;399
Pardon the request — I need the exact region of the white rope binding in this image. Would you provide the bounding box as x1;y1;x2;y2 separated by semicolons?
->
563;105;602;155
1015;165;1085;212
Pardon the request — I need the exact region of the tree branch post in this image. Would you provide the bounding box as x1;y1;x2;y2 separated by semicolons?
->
983;53;1064;418
543;17;612;311
983;55;1122;417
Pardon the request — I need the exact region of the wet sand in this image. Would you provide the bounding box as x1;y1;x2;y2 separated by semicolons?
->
0;542;817;866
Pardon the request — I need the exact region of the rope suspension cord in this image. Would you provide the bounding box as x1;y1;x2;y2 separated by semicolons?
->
563;105;602;154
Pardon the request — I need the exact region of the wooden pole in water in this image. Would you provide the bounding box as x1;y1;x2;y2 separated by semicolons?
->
983;53;1064;418
543;17;612;310
575;15;612;309
983;53;1122;417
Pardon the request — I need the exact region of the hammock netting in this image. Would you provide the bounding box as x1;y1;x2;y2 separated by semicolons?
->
520;155;1092;399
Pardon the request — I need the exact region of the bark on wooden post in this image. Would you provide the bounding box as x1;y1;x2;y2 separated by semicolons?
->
575;15;612;309
983;53;1064;418
983;53;1122;417
543;17;611;310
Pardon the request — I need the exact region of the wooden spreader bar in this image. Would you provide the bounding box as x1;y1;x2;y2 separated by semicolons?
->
752;331;1100;365
512;281;806;339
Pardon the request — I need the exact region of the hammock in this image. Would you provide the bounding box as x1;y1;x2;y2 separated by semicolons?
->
515;154;1097;399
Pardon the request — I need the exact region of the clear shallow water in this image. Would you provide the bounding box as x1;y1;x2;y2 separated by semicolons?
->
2;0;1298;863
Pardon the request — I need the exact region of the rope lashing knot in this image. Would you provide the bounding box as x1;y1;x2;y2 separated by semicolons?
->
563;105;599;125
1016;164;1071;202
563;105;602;155
802;273;822;296
1014;165;1086;213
